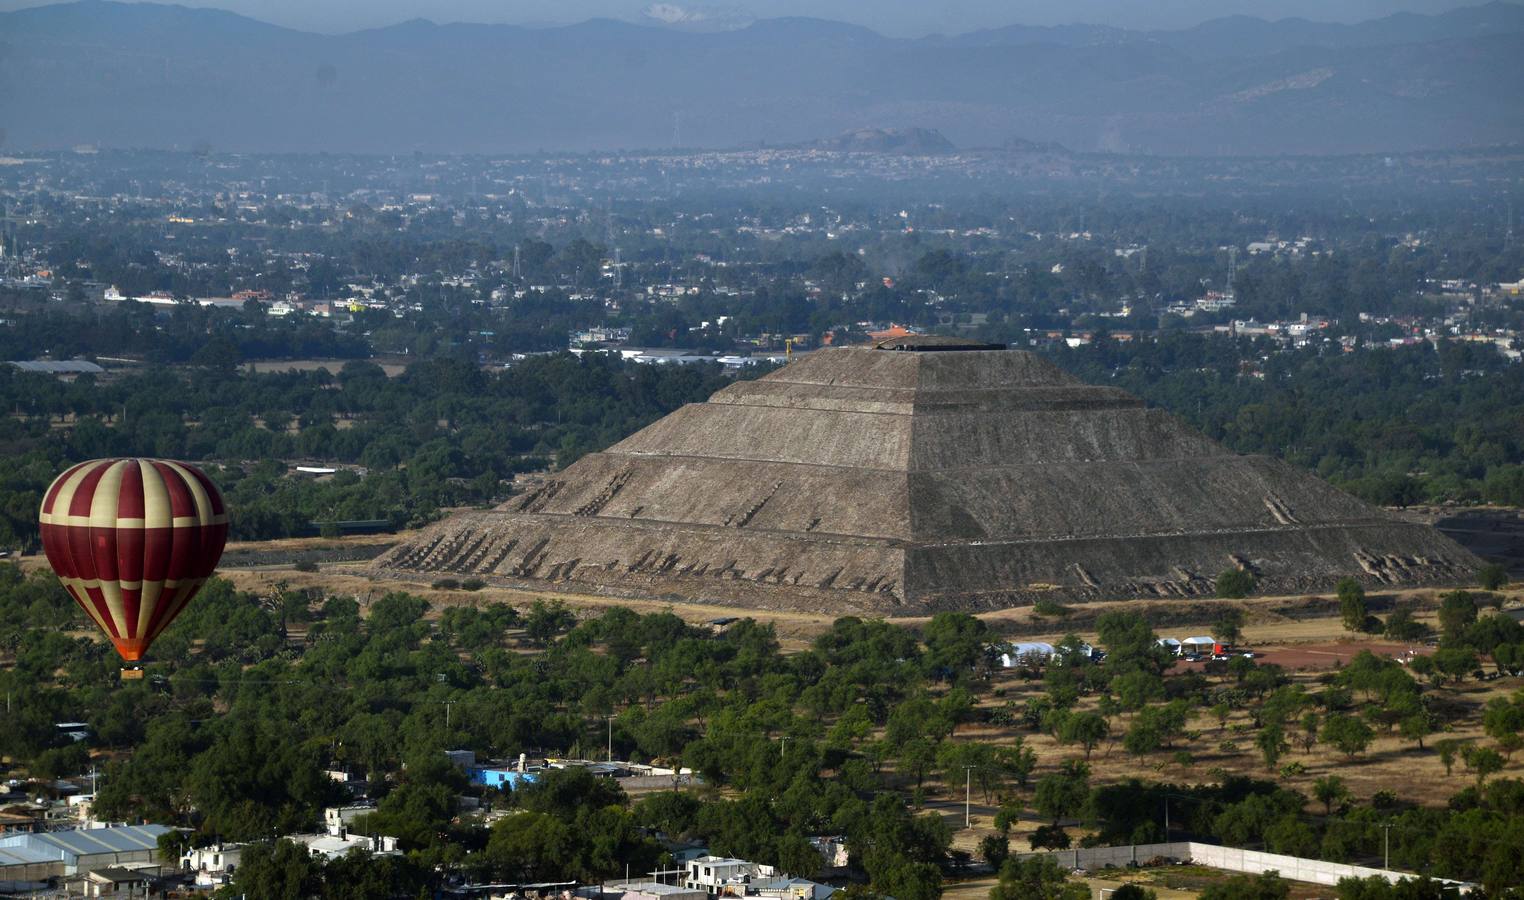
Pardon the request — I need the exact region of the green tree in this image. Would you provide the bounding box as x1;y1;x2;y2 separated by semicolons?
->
1337;578;1368;632
1216;568;1255;599
1321;715;1375;759
1034;761;1089;824
1438;591;1478;638
990;854;1089;900
1257;723;1288;770
978;833;1009;868
1477;564;1509;591
224;840;323;900
1313;775;1350;816
1057;711;1109;760
1215;608;1245;647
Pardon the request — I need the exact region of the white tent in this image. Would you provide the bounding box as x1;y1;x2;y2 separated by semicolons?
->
1181;636;1217;653
999;642;1056;668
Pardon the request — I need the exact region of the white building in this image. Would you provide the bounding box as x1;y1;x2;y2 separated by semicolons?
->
181;842;243;888
684;856;757;894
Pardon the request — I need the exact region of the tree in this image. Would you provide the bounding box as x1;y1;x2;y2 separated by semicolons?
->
1034;761;1089;824
1321;714;1375;758
1399;709;1435;751
978;833;1009;868
1462;745;1505;785
1215;608;1245;647
1057;712;1109;760
1257;723;1288;770
1109;887;1158;900
1438;591;1478;638
1029;824;1071;850
1436;739;1462;777
1337;578;1368;632
1217;568;1255;599
921;613;991;680
991;854;1089;900
1477;564;1509;591
524;599;576;644
1299;711;1321;754
1432;648;1479;684
225;840;323;900
1384;605;1427;641
1313;775;1350;816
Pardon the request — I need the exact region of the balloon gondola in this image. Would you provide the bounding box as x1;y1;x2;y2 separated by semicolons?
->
38;458;228;676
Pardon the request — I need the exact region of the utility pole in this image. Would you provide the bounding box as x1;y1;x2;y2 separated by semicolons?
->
1383;823;1392;869
963;765;976;828
606;715;614;762
781;736;788;759
1164;797;1169;841
444;701;454;730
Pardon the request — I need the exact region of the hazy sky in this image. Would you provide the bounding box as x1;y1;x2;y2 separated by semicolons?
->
1;0;1491;34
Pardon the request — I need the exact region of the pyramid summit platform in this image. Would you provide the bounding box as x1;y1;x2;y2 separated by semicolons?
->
373;343;1479;614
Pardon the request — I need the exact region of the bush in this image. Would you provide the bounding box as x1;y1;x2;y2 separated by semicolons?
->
1216;568;1256;599
293;559;318;573
1032;598;1072;618
431;578;460;590
461;578;486;591
1478;564;1509;591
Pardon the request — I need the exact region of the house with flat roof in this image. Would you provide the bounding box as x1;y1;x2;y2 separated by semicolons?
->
684;856;757;894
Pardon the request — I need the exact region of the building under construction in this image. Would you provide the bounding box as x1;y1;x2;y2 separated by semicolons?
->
373;338;1478;614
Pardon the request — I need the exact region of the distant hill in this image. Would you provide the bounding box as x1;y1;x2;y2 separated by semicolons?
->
0;0;1520;155
806;128;956;154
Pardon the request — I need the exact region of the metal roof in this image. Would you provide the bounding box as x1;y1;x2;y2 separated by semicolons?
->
0;843;63;866
6;359;104;374
0;824;170;862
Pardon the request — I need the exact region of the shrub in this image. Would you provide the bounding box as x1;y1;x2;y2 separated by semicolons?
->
431;578;460;590
293;559;318;573
1216;568;1255;599
461;578;486;591
1032;598;1072;618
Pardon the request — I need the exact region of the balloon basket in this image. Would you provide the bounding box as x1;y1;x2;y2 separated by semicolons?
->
121;666;145;681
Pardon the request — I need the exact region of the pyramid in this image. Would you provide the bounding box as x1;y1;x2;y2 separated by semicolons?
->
374;339;1480;614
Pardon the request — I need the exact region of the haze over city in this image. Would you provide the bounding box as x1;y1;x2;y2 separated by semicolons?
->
0;0;1499;34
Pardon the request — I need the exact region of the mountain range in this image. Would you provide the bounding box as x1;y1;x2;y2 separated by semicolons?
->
0;0;1521;155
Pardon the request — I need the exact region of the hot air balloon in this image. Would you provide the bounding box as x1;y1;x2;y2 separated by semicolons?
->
38;458;228;669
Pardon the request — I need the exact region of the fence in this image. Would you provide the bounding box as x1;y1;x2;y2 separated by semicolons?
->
1025;841;1475;891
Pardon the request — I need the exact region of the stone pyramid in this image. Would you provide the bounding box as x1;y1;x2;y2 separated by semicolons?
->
374;339;1478;613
